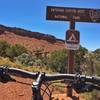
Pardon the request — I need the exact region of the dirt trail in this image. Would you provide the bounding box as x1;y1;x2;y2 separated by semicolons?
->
0;76;82;100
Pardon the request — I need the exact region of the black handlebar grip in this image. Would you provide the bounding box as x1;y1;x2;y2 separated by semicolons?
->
92;76;100;85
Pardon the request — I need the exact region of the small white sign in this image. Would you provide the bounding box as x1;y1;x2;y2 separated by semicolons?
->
66;43;80;50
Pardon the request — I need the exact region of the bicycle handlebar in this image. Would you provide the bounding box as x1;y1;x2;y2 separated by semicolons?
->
0;66;100;85
8;67;38;79
0;65;100;100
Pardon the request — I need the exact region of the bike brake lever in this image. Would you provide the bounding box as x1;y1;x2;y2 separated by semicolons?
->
0;65;16;83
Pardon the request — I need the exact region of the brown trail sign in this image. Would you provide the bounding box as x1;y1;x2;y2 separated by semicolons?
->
46;6;100;23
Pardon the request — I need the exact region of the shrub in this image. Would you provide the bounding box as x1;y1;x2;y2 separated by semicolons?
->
34;59;43;66
6;44;27;59
74;45;88;73
47;49;68;73
93;48;100;61
0;40;10;57
17;53;35;66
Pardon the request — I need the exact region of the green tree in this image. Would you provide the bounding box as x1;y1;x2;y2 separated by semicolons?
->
47;49;68;73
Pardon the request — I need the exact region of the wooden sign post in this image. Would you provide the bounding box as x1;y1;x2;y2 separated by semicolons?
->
66;20;75;97
46;5;100;98
68;20;75;74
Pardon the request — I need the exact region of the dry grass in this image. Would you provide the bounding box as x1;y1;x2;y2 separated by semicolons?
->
0;57;53;74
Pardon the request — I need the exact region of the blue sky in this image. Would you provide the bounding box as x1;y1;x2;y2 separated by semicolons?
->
0;0;100;51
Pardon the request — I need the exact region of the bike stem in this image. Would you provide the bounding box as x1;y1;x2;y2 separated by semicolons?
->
32;72;45;100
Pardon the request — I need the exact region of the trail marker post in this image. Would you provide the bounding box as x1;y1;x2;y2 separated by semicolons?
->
46;6;100;74
67;20;76;74
46;5;100;98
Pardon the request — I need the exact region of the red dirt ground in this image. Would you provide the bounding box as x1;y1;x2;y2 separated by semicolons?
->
0;76;81;100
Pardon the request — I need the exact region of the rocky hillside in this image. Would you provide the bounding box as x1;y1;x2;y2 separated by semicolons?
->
0;25;65;53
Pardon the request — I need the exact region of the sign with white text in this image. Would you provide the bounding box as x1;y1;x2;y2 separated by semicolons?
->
46;6;100;23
